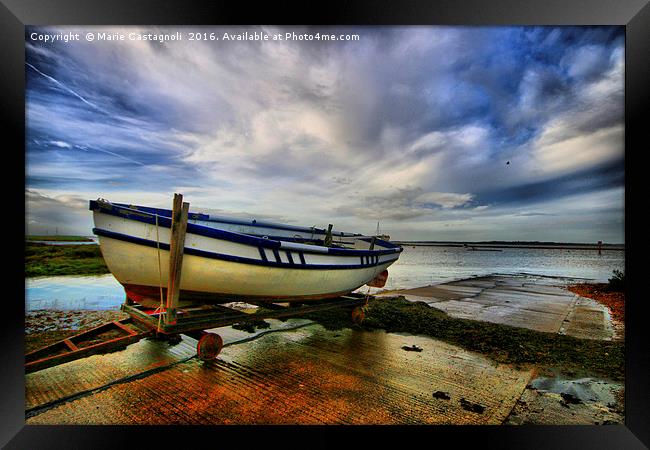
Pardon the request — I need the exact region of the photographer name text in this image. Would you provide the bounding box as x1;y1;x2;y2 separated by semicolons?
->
29;31;360;44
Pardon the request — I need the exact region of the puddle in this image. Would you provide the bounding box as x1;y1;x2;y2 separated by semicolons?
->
28;326;533;425
529;375;622;406
507;373;624;425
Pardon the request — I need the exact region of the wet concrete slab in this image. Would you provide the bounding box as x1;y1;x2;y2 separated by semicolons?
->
26;335;198;412
26;324;533;425
25;318;313;413
379;274;617;341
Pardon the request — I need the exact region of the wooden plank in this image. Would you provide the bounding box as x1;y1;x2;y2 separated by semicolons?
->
24;316;158;373
25;333;148;374
63;339;78;351
26;318;137;363
121;304;160;329
24;342;68;363
165;194;190;325
111;320;139;336
165;193;183;325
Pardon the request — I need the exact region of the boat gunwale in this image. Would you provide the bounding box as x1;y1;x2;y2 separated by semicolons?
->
89;200;403;257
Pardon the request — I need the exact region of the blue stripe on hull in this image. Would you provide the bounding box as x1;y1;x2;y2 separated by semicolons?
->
258;247;268;262
93;228;398;271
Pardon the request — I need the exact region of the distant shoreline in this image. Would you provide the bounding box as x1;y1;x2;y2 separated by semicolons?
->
26;235;95;242
24;235;624;251
393;241;625;251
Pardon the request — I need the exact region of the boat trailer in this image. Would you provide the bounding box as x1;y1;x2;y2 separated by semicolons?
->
26;293;369;374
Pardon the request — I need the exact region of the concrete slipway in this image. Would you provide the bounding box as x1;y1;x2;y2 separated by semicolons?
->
377;273;621;341
25;274;624;425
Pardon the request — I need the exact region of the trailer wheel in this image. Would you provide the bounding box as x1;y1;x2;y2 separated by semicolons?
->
351;306;365;324
197;333;223;361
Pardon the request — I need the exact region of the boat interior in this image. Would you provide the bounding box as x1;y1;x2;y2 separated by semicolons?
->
113;202;391;251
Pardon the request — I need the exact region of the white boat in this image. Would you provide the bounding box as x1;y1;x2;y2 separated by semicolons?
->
89;199;403;307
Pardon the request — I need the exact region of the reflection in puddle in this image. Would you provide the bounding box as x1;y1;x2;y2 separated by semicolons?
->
529;376;622;406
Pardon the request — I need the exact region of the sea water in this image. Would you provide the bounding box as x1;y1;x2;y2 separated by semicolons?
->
25;246;625;311
26;274;124;311
380;245;625;291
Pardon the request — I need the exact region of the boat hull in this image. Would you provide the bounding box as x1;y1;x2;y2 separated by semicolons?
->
98;234;393;305
122;284;365;308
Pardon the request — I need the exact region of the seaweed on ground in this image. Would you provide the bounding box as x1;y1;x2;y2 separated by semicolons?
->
303;296;624;381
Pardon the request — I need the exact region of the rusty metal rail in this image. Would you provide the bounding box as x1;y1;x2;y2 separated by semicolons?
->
25;293;369;373
25;318;152;374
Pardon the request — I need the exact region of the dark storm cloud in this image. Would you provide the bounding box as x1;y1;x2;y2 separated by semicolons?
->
475;160;624;207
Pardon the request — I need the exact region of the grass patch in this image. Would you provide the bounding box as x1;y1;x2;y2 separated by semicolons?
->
303;296;624;381
26;235;94;242
25;243;109;277
607;269;625;292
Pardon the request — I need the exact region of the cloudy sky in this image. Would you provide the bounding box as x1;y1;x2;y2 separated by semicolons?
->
25;26;624;243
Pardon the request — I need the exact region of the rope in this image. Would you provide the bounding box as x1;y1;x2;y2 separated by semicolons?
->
153;214;165;333
364;286;371;307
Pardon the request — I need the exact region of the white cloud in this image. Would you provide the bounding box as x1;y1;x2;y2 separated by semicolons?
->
415;191;474;208
530;123;623;176
48;140;71;148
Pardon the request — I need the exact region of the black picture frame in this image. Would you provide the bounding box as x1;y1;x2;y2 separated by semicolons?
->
2;0;648;448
